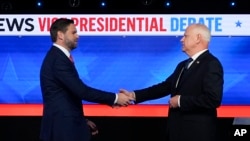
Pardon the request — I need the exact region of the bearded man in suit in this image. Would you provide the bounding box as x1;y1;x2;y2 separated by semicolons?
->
39;18;134;141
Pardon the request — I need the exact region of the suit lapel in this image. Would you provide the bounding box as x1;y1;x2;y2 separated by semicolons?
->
176;51;210;88
52;46;74;65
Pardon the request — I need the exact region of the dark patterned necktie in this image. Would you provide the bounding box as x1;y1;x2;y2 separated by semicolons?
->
184;58;193;70
176;58;193;89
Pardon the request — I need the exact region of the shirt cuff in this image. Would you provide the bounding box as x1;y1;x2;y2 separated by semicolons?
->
114;93;118;104
132;91;136;101
178;95;181;107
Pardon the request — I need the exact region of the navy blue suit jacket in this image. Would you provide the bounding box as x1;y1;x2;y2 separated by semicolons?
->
134;51;223;141
40;46;116;141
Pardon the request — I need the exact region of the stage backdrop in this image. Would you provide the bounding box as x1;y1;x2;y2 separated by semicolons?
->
0;14;250;116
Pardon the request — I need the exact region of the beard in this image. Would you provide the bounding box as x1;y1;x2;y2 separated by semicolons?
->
65;38;77;51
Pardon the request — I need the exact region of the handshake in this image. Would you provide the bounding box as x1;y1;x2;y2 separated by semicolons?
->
115;89;135;107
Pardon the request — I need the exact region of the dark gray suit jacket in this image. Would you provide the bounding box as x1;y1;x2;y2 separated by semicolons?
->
134;50;223;141
40;46;116;141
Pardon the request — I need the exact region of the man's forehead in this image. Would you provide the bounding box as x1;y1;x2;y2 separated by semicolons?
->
184;26;194;34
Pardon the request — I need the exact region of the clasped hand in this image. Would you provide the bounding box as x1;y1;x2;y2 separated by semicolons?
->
115;89;135;107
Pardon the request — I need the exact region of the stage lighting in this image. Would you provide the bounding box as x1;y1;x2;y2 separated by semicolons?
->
100;1;106;7
165;1;171;7
36;0;43;8
230;1;236;7
37;2;42;7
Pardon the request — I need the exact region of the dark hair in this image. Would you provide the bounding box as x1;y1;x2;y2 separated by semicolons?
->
50;18;74;42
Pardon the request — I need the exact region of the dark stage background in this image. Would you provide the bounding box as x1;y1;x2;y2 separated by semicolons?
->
0;116;234;141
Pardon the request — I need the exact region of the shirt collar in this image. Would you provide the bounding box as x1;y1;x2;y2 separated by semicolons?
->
53;43;70;58
190;49;208;61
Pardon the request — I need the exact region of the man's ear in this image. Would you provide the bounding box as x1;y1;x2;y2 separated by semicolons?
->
57;31;64;40
196;33;202;44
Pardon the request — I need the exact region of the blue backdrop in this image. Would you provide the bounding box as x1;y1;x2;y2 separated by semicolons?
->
0;36;249;105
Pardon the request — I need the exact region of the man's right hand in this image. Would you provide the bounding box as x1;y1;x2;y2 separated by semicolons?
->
116;90;135;106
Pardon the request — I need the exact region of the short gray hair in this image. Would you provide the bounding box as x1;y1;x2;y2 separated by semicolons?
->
193;24;211;42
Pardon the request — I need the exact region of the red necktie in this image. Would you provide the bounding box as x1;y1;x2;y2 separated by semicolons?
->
69;54;74;63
